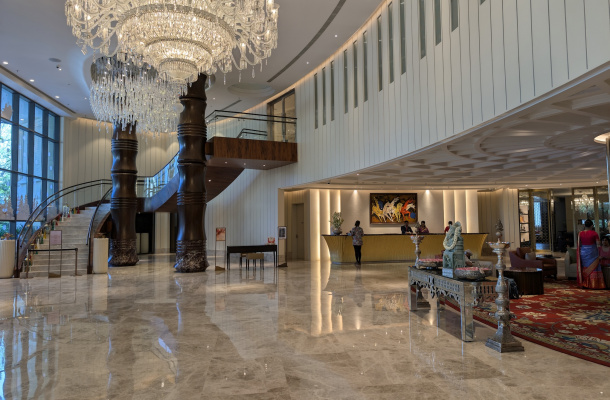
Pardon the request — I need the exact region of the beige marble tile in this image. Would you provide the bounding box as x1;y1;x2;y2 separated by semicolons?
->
0;255;607;399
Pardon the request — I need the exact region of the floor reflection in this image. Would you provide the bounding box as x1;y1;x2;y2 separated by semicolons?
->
0;255;607;399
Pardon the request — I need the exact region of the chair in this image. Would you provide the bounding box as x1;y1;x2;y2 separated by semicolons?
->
245;253;264;269
564;247;577;279
509;247;557;278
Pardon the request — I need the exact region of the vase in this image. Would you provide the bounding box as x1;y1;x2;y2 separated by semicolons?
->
331;227;342;235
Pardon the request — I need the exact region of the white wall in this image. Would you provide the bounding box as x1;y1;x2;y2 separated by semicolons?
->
203;0;609;258
62;118;178;205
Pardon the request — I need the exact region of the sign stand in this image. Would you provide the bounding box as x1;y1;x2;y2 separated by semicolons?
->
215;227;226;271
278;226;287;268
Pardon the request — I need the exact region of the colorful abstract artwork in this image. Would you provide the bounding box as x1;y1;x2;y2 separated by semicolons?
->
370;193;417;224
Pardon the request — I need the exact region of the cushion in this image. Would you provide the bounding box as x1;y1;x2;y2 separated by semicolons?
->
524;252;537;261
521;247;532;254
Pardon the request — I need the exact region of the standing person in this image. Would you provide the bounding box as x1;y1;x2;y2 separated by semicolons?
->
577;219;606;289
417;221;429;234
444;221;453;233
347;220;364;264
599;236;610;268
401;220;413;234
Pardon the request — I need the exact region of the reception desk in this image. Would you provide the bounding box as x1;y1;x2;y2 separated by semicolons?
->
322;233;488;264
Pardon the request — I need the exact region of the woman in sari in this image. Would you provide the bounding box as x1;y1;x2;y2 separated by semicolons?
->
577;219;606;289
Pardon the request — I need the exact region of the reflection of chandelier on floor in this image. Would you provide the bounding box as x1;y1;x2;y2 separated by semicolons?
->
574;193;594;215
66;0;280;83
90;56;185;134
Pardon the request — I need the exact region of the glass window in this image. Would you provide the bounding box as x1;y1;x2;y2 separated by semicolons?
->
0;171;10;214
451;0;459;31
0;221;9;237
435;0;442;45
353;41;358;108
377;15;383;91
18;129;28;174
16;174;27;219
34;106;43;133
363;31;369;102
330;61;335;121
19;96;29;128
47;142;55;180
388;3;394;84
33;178;42;212
344;50;348;114
322;67;327;125
48;114;56;139
419;0;426;58
0;122;11;171
34;135;43;177
1;87;13;121
314;73;319;129
400;0;406;74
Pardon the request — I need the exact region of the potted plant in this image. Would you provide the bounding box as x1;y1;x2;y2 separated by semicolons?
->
330;212;344;235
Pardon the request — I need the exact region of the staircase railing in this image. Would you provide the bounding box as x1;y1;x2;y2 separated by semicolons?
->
86;187;112;274
15;179;113;275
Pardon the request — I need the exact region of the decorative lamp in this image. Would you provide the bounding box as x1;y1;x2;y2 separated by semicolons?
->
66;0;280;83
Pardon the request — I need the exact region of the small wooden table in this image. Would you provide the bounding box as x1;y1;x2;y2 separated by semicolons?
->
503;268;544;295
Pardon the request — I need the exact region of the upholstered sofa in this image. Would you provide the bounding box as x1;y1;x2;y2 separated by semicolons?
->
564;247;577;279
508;247;557;278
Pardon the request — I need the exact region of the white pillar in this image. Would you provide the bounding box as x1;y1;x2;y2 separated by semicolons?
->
454;190;467;232
154;212;170;253
310;189;321;261
465;190;480;233
320;190;330;260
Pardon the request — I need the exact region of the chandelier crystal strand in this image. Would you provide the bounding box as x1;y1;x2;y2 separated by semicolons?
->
66;0;279;82
90;56;185;135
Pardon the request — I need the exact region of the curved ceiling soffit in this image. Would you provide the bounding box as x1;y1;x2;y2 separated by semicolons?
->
267;0;348;83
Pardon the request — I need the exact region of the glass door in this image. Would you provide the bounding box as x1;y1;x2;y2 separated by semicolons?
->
531;190;552;254
518;191;531;248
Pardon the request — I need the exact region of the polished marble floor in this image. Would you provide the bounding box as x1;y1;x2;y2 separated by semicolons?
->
0;254;607;399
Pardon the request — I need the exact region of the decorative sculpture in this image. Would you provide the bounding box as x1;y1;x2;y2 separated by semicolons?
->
174;74;209;273
486;224;524;353
442;221;465;278
410;234;424;267
108;123;139;267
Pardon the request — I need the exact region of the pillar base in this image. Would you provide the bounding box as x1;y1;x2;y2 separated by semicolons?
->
108;239;139;267
174;240;209;272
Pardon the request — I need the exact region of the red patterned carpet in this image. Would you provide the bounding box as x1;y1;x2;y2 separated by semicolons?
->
473;280;610;367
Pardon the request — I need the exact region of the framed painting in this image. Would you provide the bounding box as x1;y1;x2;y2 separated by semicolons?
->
370;193;417;224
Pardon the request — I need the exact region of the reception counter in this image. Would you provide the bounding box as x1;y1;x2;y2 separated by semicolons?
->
322;233;488;264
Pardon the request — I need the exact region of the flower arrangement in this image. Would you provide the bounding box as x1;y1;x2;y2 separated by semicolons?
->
330;212;344;229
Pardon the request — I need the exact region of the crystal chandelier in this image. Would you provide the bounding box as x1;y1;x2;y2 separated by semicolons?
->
66;0;279;83
90;56;185;134
574;193;594;215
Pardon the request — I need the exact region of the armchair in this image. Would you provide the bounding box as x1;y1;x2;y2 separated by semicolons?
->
564;247;577;279
509;247;557;278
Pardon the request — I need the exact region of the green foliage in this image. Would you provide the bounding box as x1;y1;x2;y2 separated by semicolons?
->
330;212;344;229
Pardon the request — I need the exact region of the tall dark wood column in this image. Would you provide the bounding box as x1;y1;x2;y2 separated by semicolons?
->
109;123;139;266
175;74;209;272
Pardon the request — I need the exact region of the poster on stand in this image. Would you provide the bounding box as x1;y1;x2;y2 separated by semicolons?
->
215;227;226;242
278;226;287;240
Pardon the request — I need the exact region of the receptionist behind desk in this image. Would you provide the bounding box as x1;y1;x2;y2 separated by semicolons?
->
401;221;413;234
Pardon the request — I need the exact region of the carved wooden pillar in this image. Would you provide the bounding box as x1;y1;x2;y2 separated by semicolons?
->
109;123;139;266
175;74;209;272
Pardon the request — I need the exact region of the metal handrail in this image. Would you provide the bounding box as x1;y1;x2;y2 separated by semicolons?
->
86;188;112;274
15;180;112;274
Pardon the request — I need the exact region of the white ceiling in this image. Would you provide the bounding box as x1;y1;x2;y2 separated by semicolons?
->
0;0;382;118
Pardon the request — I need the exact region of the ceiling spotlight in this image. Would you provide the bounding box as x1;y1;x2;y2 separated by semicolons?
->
2;61;7;65
56;65;62;71
306;61;309;64
335;34;338;38
29;79;34;82
55;96;60;99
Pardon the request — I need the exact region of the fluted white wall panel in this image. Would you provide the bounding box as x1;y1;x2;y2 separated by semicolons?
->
62;118;178;205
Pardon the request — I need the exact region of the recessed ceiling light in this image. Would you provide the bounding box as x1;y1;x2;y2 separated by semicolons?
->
224;161;227;164
335;34;338;38
55;96;59;99
29;79;34;82
212;97;216;100
2;61;7;65
356;173;360;176
306;61;309;64
263;164;266;167
208;179;211;182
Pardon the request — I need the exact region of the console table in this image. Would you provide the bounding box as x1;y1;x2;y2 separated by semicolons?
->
226;245;277;269
408;267;497;342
